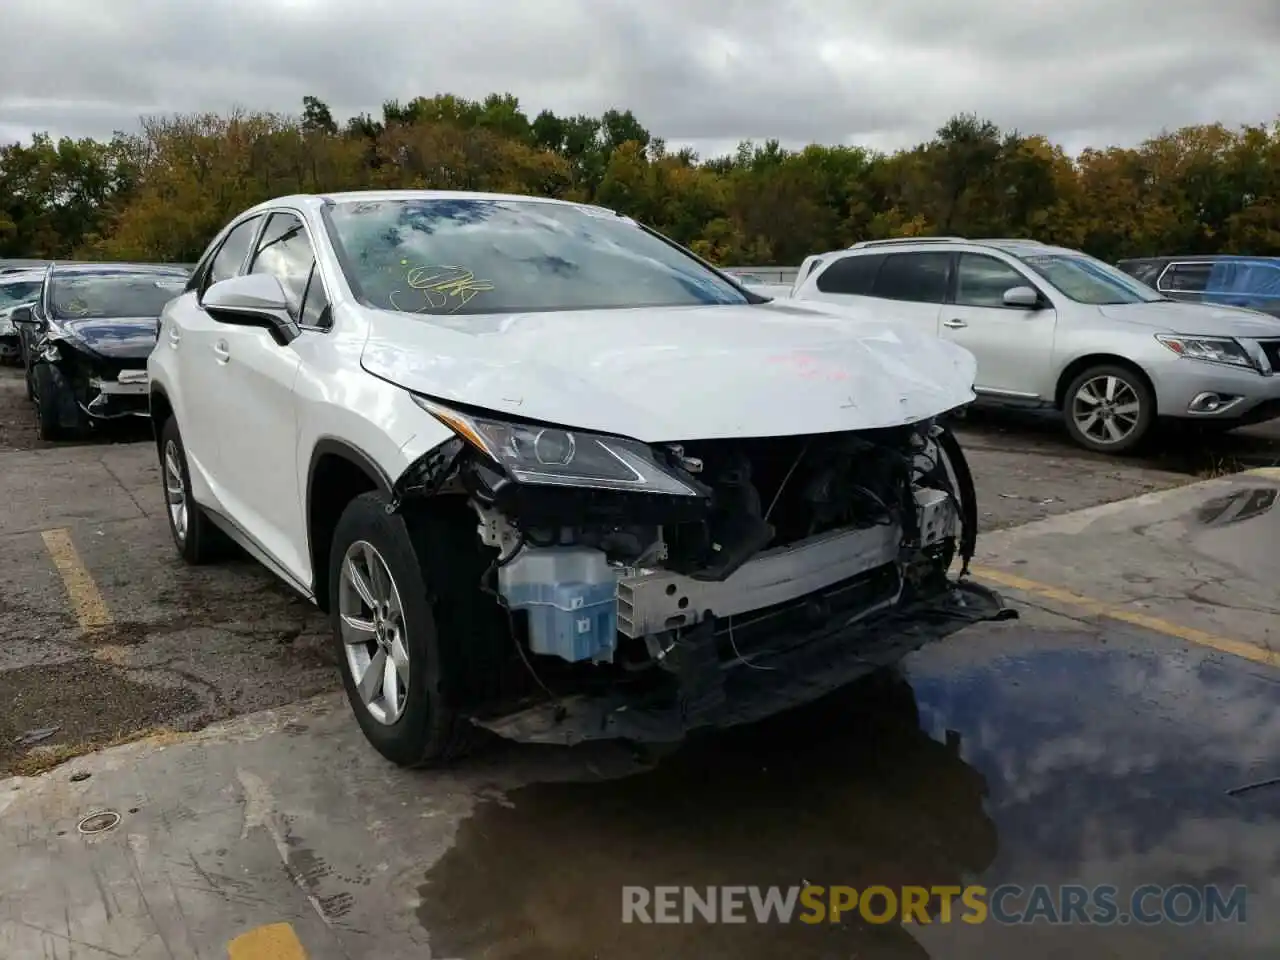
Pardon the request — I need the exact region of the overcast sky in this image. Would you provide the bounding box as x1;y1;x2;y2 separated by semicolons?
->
3;0;1279;158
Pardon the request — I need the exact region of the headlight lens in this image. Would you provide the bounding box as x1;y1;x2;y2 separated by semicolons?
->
1156;334;1257;369
411;396;701;496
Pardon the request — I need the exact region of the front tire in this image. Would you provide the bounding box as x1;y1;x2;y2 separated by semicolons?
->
1063;365;1154;454
31;362;77;441
328;493;482;767
159;416;226;564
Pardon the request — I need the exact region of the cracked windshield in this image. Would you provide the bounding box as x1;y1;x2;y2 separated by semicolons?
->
325;197;750;314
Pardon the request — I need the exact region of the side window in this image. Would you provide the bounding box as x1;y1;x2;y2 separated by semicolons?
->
870;252;951;304
201;216;262;297
1120;262;1161;287
249;213;316;319
298;263;332;328
801;257;824;282
1252;265;1280;298
815;254;884;295
1207;261;1241;295
1158;262;1212;294
955;254;1031;308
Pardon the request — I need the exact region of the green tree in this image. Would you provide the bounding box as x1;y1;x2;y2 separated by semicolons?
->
2;91;1277;265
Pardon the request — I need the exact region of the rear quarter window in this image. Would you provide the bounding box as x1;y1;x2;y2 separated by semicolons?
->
815;254;884;295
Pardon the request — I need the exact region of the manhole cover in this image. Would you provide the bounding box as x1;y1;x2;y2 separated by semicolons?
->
77;810;121;835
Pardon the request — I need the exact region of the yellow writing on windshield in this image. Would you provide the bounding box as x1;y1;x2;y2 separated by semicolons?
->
390;262;495;313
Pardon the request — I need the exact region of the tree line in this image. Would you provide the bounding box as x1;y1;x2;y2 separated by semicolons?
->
2;92;1279;268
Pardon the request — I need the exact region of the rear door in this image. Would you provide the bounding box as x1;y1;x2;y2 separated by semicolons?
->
207;210;312;578
940;253;1057;401
807;251;949;337
863;252;950;335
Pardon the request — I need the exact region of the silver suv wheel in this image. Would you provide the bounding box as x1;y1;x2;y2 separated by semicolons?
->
338;540;410;725
1070;374;1142;447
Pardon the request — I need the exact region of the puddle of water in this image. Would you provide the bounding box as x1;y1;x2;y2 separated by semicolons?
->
1195;488;1277;527
417;635;1280;959
909;645;1280;958
1184;484;1280;582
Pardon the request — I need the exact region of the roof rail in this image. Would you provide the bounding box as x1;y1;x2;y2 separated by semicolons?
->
848;236;967;249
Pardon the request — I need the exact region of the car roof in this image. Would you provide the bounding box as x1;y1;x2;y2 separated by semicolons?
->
1118;254;1280;265
241;189;604;218
815;237;1083;260
48;261;190;277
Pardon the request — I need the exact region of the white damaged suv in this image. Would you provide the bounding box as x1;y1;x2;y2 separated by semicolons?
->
147;190;1012;766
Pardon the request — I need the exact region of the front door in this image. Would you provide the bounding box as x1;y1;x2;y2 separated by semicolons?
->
939;253;1058;401
169;214;265;501
207;210;320;582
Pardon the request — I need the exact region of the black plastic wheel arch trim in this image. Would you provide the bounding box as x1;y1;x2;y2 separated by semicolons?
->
934;425;978;576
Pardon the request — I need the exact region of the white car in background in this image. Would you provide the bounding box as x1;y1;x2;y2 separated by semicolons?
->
147;190;1010;767
789;238;1280;453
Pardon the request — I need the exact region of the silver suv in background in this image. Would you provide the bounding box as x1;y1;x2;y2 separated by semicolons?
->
789;238;1280;453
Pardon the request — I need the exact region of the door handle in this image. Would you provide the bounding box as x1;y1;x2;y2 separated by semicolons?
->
942;318;968;329
168;328;181;348
213;339;230;363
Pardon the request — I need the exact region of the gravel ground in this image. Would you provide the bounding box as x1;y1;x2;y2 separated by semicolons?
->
0;362;1276;776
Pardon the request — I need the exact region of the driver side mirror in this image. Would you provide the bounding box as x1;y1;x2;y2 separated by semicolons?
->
202;274;300;345
1002;285;1042;310
10;306;38;327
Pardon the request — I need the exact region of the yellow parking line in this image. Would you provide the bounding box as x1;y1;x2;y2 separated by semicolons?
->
227;922;308;959
41;528;112;634
971;564;1280;669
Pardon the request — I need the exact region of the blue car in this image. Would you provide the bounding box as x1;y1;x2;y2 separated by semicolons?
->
1116;255;1280;318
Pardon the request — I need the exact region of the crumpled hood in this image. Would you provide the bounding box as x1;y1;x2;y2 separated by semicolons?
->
1098;301;1280;338
359;299;978;442
54;316;158;360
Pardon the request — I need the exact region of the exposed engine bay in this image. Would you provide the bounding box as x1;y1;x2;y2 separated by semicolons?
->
391;417;1012;744
37;343;151;423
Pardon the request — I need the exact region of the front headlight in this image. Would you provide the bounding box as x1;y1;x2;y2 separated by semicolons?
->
411;396;701;496
1155;334;1258;370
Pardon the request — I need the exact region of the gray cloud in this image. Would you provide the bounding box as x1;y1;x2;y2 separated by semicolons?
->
2;0;1278;156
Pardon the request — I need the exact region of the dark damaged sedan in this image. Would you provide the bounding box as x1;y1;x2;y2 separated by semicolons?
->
13;262;189;440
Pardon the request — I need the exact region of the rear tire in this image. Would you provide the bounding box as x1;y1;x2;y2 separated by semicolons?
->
159;416;227;564
1062;364;1154;454
328;493;503;767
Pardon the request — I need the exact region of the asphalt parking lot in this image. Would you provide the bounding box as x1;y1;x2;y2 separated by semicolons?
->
1;361;1279;959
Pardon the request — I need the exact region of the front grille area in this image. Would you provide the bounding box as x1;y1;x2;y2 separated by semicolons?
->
1260;339;1280;371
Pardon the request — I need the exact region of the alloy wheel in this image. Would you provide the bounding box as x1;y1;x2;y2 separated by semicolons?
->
163;439;188;544
1071;375;1142;447
338;540;410;725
